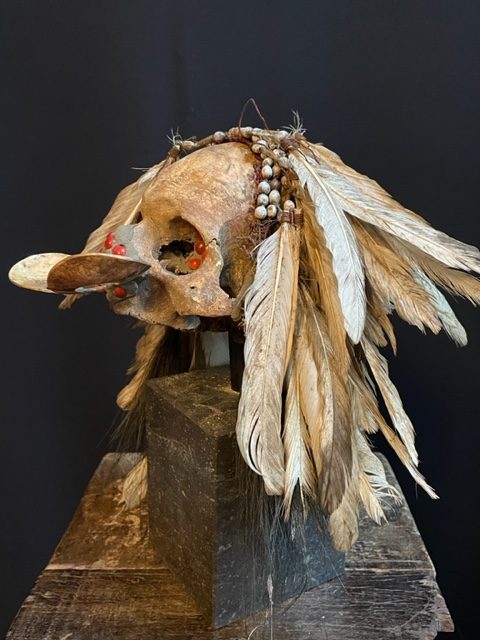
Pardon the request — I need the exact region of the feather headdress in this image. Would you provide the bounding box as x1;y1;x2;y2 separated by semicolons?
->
9;122;480;551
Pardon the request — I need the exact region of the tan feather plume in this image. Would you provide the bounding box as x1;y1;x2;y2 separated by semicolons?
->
117;323;168;411
364;284;397;353
328;452;360;551
236;222;300;495
121;455;148;509
382;234;480;305
297;290;353;513
353;220;442;334
290;151;366;343
361;338;418;466
349;360;437;498
283;355;316;517
357;432;401;524
311;143;480;274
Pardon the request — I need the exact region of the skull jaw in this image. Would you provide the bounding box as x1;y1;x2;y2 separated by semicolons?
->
108;270;235;331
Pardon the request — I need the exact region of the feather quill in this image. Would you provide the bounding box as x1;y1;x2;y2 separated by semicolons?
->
290;151;366;343
236;223;300;495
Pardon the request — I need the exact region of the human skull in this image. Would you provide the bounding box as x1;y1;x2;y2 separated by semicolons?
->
10;142;259;329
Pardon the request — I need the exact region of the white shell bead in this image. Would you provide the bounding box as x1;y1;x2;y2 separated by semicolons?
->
261;165;273;179
258;180;271;194
257;193;269;206
283;199;295;211
270;178;280;190
241;126;253;137
267;204;278;218
213;131;225;143
269;189;281;204
279;156;290;169
254;205;267;219
181;140;195;150
251;143;264;154
252;127;263;135
262;157;273;166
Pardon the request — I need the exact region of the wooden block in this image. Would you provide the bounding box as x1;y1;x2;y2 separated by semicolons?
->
6;453;453;639
145;366;345;627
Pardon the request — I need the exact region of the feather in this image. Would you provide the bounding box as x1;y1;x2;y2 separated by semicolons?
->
350;360;438;498
121;456;148;509
364;284;397;353
290;151;366;343
117;323;168;411
383;235;480;305
299;293;353;513
328;453;360;551
59;161;164;309
412;269;467;346
283;355;316;517
311;143;480;274
357;432;401;523
301;201;351;372
353;220;441;334
362;338;418;466
236;222;300;495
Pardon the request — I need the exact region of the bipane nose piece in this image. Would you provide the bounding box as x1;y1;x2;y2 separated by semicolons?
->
47;253;148;292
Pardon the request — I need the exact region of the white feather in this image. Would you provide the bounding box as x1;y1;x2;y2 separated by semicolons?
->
413;269;468;346
290;150;366;343
236;223;300;495
312;144;480;274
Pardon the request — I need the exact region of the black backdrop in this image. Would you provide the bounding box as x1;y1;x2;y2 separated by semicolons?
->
1;1;479;638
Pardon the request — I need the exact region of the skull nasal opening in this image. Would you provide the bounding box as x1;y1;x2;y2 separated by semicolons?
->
156;217;207;275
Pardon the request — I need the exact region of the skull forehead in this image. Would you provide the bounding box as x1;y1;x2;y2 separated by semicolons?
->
142;142;257;238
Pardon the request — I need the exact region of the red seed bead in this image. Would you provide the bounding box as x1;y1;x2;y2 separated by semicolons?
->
194;240;206;255
112;244;126;256
104;231;115;249
187;257;201;270
113;286;127;298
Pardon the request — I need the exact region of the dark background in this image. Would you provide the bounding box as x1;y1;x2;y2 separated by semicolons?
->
1;1;479;637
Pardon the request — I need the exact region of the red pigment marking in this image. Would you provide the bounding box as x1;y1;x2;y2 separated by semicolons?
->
112;244;126;256
104;232;115;249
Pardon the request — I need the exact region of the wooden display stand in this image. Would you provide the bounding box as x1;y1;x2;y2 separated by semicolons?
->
7;369;453;639
145;367;344;627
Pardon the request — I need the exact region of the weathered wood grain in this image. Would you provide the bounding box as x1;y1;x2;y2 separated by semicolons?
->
7;452;453;639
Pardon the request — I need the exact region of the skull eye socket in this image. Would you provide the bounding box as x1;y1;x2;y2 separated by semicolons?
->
156;217;206;275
